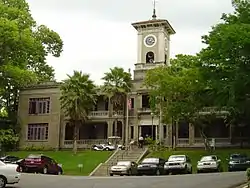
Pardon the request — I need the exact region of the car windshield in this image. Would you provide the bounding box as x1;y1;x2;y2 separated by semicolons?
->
142;158;159;164
117;161;130;166
168;156;185;162
230;154;247;160
0;161;5;166
200;156;216;161
27;154;41;159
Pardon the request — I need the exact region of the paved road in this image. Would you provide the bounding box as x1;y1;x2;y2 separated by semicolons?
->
9;172;246;188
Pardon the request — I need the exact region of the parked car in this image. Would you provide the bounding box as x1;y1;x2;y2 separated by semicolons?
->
18;154;63;175
227;154;250;172
0;155;22;164
164;155;192;174
137;158;165;176
92;143;125;151
197;155;222;173
109;161;137;176
0;160;21;188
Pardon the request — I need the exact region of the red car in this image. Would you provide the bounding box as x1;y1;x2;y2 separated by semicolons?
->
18;154;63;175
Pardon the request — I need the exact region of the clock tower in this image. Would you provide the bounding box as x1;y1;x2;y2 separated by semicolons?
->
131;5;175;81
128;2;176;144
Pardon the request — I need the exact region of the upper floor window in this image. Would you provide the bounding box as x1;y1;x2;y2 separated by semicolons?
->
29;98;50;114
27;123;49;141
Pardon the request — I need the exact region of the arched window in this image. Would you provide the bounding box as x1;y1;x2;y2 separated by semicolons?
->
146;51;154;63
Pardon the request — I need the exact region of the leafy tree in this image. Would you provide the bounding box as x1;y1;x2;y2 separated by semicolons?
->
199;0;250;141
0;129;19;151
0;0;63;126
60;71;96;154
144;55;215;149
101;67;132;136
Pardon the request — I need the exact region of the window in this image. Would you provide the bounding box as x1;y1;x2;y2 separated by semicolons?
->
130;126;134;139
28;98;50;114
130;98;134;109
142;95;150;108
27;123;49;141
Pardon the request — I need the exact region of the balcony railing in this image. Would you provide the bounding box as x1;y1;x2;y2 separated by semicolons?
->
137;108;151;113
113;110;124;117
135;63;162;70
198;107;229;115
89;111;109;118
63;139;108;149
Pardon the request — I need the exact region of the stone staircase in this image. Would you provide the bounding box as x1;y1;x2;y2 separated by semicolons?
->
90;147;148;176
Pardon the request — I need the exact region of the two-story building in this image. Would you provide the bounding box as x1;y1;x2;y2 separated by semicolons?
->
18;12;244;150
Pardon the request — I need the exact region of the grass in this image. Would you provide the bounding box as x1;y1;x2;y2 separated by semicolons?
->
148;148;250;173
7;150;112;176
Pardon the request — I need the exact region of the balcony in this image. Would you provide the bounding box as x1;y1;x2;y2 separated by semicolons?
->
88;111;109;118
137;107;151;114
198;107;229;115
135;63;162;70
112;110;124;117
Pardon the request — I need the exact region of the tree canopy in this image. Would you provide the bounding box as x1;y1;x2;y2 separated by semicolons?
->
144;0;250;140
0;0;63;123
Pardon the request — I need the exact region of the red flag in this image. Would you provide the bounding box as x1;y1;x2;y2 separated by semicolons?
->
127;99;132;109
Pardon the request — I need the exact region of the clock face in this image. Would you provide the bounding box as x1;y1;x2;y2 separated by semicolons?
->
144;35;157;47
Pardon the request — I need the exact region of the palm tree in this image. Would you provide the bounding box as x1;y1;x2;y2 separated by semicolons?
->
101;67;132;139
60;71;96;154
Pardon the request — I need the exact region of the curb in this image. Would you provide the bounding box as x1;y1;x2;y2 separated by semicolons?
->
229;182;247;188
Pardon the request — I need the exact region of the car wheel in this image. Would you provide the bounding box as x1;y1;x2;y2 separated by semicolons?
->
127;169;132;176
57;170;63;175
156;169;160;176
0;176;6;188
43;166;48;174
189;168;192;174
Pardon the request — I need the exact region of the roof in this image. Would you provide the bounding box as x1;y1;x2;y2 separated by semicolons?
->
21;81;61;90
131;19;176;34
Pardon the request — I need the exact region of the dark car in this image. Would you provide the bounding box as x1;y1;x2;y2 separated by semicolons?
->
0;155;22;164
228;154;250;172
18;154;63;175
137;158;165;176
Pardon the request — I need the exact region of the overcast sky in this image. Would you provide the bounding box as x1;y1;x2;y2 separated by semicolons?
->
26;0;234;84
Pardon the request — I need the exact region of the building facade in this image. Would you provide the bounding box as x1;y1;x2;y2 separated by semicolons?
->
18;14;241;150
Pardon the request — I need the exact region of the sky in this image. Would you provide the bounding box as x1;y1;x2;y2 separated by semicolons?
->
26;0;234;85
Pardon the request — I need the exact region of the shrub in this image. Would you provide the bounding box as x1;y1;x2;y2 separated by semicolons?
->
20;144;54;151
246;168;250;180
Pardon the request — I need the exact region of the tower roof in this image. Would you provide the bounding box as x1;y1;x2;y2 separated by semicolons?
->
131;19;176;35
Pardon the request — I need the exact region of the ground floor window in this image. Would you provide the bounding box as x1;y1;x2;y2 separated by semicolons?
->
27;123;49;141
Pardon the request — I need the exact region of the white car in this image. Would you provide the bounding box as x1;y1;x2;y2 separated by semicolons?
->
0;160;21;188
197;155;222;173
164;155;192;174
110;161;137;176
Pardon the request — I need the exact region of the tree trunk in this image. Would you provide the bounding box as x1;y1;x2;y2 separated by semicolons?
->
199;127;211;151
73;122;79;155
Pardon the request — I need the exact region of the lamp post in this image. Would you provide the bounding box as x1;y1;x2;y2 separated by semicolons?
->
151;112;154;139
114;113;118;136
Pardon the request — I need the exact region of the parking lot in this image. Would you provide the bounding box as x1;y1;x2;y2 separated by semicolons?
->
10;172;245;188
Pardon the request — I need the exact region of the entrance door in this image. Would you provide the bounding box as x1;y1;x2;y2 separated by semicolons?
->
141;125;156;140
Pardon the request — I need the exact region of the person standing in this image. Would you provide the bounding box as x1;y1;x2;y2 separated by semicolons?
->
138;135;144;148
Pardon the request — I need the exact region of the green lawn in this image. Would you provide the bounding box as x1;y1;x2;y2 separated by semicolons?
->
149;148;250;172
7;150;112;175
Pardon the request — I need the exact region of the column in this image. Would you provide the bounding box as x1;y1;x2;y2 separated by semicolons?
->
188;123;195;145
167;124;172;147
107;120;113;137
175;121;179;146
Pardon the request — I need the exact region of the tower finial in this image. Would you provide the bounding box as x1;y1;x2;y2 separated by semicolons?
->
152;0;157;19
